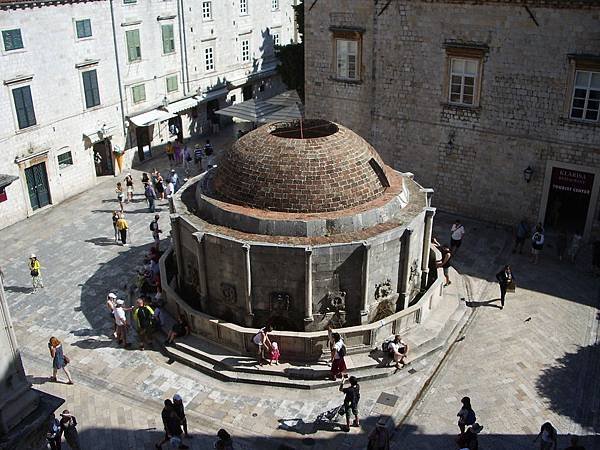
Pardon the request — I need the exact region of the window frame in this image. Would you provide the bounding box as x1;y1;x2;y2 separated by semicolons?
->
57;151;74;169
204;46;215;72
567;61;600;123
2;28;24;52
241;37;250;63
123;0;137;4
125;29;142;63
332;30;362;82
75;19;93;40
82;69;101;109
240;0;248;15
202;1;212;20
272;30;280;47
448;57;479;107
161;24;176;55
11;84;37;130
443;46;486;109
271;0;279;11
131;84;146;104
166;75;178;93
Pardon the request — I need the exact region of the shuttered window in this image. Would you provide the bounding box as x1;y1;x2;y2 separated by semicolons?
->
126;29;141;62
76;19;92;39
162;24;175;54
2;29;23;51
12;86;37;129
82;70;100;108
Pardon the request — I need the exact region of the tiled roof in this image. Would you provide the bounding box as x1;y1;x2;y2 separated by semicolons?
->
0;0;104;6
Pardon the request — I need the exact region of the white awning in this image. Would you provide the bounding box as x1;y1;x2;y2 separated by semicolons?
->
129;108;176;127
166;96;199;114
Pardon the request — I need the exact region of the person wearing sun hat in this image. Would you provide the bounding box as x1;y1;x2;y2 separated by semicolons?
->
59;409;81;449
28;253;43;292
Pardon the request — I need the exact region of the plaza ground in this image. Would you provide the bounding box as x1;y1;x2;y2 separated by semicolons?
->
1;129;599;449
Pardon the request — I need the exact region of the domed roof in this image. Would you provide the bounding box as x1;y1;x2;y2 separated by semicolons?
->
211;120;391;213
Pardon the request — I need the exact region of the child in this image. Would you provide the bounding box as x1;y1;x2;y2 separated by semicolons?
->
269;341;280;365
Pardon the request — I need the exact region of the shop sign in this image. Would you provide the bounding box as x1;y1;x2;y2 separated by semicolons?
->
551;167;594;195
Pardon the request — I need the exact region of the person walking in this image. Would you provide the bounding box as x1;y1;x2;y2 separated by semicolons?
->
125;173;134;203
495;264;514;310
144;182;157;213
165;141;175;167
530;223;545;264
339;375;360;431
435;244;452;286
567;232;583;262
116;182;124;212
214;429;233;450
456;423;483;450
457;397;476;434
202;145;217;171
174;140;182;166
155;399;189;449
450;219;465;254
330;332;347;380
182;143;192;176
133;298;154;350
112;211;120;243
156;174;165;200
116;213;129;246
107;292;118;338
59;410;81;450
48;337;73;384
150;214;162;249
512;219;530;254
114;299;130;347
172;394;190;438
533;422;557;450
29;254;44;292
368;419;390;450
46;414;61;450
193;144;203;171
252;325;273;366
170;169;180;191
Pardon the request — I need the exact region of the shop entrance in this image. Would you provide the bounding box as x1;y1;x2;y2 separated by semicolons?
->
25;162;51;210
136;126;152;162
544;167;594;234
168;115;183;142
93;139;113;176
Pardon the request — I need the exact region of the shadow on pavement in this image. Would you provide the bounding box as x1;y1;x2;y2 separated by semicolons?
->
465;299;502;309
3;284;32;294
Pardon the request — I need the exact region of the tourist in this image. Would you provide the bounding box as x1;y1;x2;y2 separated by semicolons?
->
46;414;61;450
513;219;530;254
174;140;182;166
29;254;43;292
170;169;180;191
533;422;557;450
112;211;120;243
59;410;81;450
450;219;465;254
133;298;154;350
125;173;134;203
156;174;165;200
387;335;409;368
182;143;192;176
173;394;190;438
165;177;175;199
252;325;273;365
114;299;130;347
144;182;157;213
339;375;360;431
165;314;190;346
214;429;234;450
152;298;164;329
150;214;162;249
203;145;217;171
194;144;203;170
495;264;514;309
330;332;347;380
166;141;175;167
142;172;150;185
557;229;568;261
456;423;483;450
457;397;476;434
269;341;280;365
116;181;124;212
368;419;390;450
106;292;118;337
116;213;129;246
435;244;452;286
530;223;545;264
156;399;189;449
565;436;585;450
48;337;73;384
567;232;582;262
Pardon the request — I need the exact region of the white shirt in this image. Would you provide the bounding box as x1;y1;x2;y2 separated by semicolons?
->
114;306;127;326
333;339;344;360
451;224;465;241
388;340;406;353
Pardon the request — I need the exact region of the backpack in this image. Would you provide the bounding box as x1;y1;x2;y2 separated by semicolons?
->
337;344;346;358
465;409;476;426
382;338;394;352
137;307;152;329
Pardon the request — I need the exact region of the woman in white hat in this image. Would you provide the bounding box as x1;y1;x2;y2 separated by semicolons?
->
29;254;43;292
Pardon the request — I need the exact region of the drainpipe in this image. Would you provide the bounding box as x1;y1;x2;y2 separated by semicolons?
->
242;243;253;326
109;0;126;140
177;0;189;95
420;207;436;292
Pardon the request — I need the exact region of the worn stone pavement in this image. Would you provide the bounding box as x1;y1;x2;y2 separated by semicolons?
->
1;127;599;449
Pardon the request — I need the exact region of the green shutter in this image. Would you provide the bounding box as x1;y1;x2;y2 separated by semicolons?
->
76;20;92;39
83;70;100;108
126;30;141;62
13;86;36;129
3;29;23;51
132;84;146;103
162;25;174;54
166;76;178;92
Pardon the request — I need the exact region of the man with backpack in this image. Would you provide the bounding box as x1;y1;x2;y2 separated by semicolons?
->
133;298;154;350
339;375;360;432
150;215;162;249
144;182;157;213
530;223;545;264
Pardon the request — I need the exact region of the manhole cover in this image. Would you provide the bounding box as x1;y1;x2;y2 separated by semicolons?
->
376;392;399;407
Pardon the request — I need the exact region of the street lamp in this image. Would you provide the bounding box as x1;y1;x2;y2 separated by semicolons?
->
523;166;533;183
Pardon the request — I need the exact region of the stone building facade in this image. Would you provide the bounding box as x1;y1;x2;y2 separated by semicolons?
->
0;0;296;230
169;120;435;332
305;0;600;240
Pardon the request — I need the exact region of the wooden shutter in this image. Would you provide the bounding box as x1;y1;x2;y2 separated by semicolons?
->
13;86;36;129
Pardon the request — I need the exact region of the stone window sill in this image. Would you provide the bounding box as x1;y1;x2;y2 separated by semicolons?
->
559;116;599;128
440;102;481;113
330;76;363;85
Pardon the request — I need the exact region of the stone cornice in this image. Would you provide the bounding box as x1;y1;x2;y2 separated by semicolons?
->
0;0;105;10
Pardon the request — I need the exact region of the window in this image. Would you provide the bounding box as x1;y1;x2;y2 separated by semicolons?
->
123;0;136;4
126;29;141;62
272;32;280;47
2;29;23;51
205;46;214;71
12;86;36;129
57;151;73;169
75;19;92;39
82;70;100;108
570;70;600;122
132;84;146;103
271;0;279;10
449;58;478;106
240;0;247;14
161;24;175;54
202;1;212;20
241;39;250;62
336;39;359;80
166;75;178;93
